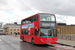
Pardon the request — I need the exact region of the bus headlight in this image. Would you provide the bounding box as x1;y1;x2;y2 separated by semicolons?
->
54;39;57;41
56;41;58;43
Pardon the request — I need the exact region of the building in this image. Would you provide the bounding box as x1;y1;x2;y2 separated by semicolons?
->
0;28;3;35
3;22;20;35
57;23;75;40
0;23;2;28
57;23;75;34
0;23;3;35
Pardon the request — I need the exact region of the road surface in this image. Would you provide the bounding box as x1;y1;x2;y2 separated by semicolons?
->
0;35;75;50
0;35;55;50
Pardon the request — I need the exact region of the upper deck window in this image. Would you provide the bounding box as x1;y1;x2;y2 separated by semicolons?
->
21;14;38;24
40;14;55;22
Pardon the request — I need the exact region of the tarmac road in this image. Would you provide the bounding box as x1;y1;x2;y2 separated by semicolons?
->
0;35;75;50
0;35;56;50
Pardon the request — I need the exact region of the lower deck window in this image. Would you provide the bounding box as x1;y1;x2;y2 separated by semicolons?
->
22;30;28;35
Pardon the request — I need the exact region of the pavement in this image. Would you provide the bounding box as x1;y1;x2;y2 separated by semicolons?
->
58;39;75;47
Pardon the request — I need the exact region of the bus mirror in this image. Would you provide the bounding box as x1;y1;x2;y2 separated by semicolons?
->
37;29;38;31
35;29;39;31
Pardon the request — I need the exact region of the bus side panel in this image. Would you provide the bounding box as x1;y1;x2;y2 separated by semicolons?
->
27;28;34;42
34;36;40;44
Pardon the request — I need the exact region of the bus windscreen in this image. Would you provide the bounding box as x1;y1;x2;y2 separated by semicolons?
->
40;14;55;22
40;28;57;37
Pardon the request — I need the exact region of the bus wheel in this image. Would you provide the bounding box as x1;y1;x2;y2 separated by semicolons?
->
31;39;34;45
22;37;25;42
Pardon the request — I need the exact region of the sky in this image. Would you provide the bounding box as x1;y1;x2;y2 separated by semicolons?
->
0;0;75;25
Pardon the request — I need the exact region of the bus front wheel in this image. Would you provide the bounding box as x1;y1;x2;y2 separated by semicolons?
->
22;37;25;42
31;39;34;45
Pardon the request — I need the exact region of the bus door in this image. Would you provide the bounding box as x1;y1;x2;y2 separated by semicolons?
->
34;28;39;44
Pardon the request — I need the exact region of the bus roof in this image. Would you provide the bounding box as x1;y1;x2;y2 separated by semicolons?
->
21;13;54;21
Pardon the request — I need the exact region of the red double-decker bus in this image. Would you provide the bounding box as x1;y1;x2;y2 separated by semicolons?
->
20;13;57;45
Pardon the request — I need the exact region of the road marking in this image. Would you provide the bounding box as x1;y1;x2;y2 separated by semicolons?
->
0;39;2;41
56;49;60;50
64;47;75;49
56;46;67;48
47;46;60;50
56;45;75;49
